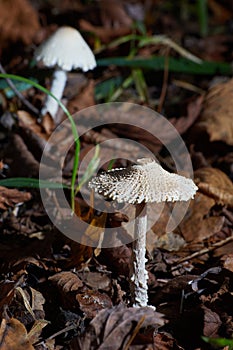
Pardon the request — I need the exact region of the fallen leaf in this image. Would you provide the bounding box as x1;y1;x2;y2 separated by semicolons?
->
194;79;233;145
67;80;95;114
49;271;83;293
79;271;112;292
76;289;112;318
0;317;34;350
202;305;222;337
74;304;165;349
195;167;233;208
179;193;225;243
17;110;49;140
0;186;31;210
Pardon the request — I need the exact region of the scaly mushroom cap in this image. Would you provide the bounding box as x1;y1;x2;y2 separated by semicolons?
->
89;158;198;204
35;26;96;72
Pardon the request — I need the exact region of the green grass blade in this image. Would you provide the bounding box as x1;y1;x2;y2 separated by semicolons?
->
97;56;232;75
0;178;69;189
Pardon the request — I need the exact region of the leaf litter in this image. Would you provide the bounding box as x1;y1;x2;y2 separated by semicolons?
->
0;1;233;349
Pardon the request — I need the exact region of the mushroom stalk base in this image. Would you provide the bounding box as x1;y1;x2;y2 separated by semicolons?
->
130;202;148;307
41;69;67;119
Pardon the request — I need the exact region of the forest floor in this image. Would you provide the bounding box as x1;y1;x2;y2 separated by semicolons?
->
0;1;233;349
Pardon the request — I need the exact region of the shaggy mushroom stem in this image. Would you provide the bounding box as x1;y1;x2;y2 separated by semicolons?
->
130;202;148;307
41;68;67;117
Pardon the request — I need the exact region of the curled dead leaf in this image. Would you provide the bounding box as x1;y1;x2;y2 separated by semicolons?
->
0;186;31;210
49;271;83;293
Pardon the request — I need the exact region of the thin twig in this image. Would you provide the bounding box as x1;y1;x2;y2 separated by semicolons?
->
171;235;233;271
0;62;40;115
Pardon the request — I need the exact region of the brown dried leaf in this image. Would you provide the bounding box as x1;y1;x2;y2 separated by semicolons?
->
0;317;34;350
67;80;95;115
0;186;31;210
0;0;40;48
202;305;222;337
195;79;233;145
180;192;225;243
76;290;112;318
79;271;112;292
74;304;165;350
195;167;233;208
49;271;83;293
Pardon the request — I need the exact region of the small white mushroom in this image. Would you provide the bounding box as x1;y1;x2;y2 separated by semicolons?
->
35;26;96;119
89;158;198;307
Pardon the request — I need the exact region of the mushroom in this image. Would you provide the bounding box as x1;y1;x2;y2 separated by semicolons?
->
89;158;198;307
35;26;96;119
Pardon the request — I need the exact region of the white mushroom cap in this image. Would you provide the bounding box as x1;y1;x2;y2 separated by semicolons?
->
89;158;198;204
35;26;96;72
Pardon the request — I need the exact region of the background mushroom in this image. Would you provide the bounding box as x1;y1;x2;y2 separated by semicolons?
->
35;26;96;120
89;158;198;307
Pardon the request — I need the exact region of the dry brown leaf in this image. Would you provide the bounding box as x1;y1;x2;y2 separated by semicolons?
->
202;305;222;337
78;271;112;292
49;271;83;293
0;317;34;350
76;290;112;319
74;304;165;350
195;167;233;207
195;79;233;145
179;192;225;243
0;0;40;48
0;186;31;210
67;80;95;114
18;110;53;139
